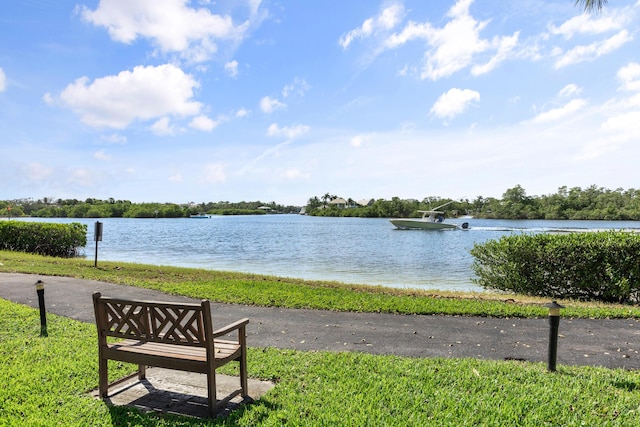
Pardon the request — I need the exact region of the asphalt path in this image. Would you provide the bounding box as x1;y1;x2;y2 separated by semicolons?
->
1;272;639;369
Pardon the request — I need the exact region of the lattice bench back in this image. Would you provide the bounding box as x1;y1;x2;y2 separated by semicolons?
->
94;294;211;347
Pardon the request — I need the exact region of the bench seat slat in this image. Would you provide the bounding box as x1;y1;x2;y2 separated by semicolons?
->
107;340;242;361
109;340;206;360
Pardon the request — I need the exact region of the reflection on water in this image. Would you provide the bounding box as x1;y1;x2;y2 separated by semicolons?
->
13;216;640;292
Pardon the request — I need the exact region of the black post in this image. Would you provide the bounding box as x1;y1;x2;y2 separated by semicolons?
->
94;221;103;267
35;280;47;337
545;301;564;372
547;315;559;371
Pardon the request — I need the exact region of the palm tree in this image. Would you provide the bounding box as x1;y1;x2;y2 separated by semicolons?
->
321;193;331;207
575;0;608;13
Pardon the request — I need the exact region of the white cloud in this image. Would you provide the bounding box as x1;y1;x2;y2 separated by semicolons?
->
247;0;262;16
528;99;587;123
601;111;640;139
80;0;251;63
525;84;586;126
430;88;480;120
267;123;310;139
169;173;183;183
0;67;6;92
24;162;54;182
471;32;519;76
69;169;95;187
548;10;628;39
383;0;518;81
203;162;226;183
384;20;432;49
558;84;582;98
396;64;412;77
225;60;239;77
235;108;249;118
579;104;640;161
576;108;639;159
189;114;219;131
576;138;623;160
282;77;310;98
151;117;178;136
554;30;632;69
282;168;310;180
42;92;54;105
100;133;128;144
93;149;111;160
419;1;495;80
339;2;404;49
618;62;640;92
260;96;285;113
350;134;373;148
56;64;201;129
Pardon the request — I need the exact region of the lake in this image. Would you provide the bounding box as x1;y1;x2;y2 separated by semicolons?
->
14;216;640;292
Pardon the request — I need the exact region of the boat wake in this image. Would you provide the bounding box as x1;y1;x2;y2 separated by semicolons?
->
467;226;640;233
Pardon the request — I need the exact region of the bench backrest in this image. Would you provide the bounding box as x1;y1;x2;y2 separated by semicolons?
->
93;292;213;347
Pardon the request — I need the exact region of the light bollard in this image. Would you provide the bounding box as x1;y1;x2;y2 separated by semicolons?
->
94;221;103;267
35;280;48;337
545;301;564;372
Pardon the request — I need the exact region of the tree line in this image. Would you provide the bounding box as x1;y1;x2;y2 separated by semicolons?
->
3;184;639;220
305;185;640;220
0;198;300;218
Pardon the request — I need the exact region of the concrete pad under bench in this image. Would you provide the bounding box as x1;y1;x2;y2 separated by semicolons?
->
90;367;275;419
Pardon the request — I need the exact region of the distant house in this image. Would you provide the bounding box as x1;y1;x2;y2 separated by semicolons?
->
328;198;347;209
357;198;374;207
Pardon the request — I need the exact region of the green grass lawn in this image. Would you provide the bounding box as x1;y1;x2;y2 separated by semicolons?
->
1;250;639;319
1;298;640;426
2;251;640;425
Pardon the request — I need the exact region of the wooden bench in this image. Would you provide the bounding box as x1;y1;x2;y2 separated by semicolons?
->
92;292;249;417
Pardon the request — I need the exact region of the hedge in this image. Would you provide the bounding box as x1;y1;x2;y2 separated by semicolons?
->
470;231;640;303
0;221;87;257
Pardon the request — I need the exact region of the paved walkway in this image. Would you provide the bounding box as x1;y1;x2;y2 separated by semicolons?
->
1;272;639;369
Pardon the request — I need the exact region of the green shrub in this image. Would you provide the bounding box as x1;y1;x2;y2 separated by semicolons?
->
470;231;640;303
0;221;87;257
209;208;266;215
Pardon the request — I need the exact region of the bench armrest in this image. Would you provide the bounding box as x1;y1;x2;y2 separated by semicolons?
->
212;318;249;339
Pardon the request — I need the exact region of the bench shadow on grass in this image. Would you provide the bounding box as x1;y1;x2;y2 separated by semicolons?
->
99;375;277;425
106;397;278;426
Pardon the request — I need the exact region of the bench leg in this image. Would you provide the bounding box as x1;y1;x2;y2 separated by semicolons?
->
138;364;146;380
239;327;248;398
98;356;108;398
240;348;248;398
207;371;217;418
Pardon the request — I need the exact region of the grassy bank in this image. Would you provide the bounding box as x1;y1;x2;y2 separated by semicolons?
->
2;298;640;426
2;250;640;319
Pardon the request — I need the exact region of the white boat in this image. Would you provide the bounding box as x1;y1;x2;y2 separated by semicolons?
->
190;213;210;218
390;202;469;230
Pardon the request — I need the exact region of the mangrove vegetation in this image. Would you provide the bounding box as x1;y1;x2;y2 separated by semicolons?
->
305;184;640;220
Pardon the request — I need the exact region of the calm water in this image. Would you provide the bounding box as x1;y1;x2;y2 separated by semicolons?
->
14;216;640;292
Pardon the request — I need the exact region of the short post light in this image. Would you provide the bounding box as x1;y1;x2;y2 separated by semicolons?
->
35;280;48;337
94;221;103;267
545;301;564;372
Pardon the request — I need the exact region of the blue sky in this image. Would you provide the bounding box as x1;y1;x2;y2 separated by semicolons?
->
1;0;639;205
